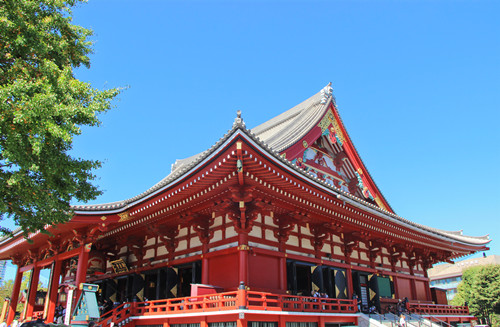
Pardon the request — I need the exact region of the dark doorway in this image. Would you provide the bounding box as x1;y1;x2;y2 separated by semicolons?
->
177;261;202;297
286;260;314;296
116;276;128;302
323;267;347;299
142;261;201;300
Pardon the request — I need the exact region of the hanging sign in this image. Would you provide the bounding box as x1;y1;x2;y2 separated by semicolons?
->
110;259;129;273
64;287;75;325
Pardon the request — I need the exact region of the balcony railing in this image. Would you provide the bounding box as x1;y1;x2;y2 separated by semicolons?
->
96;291;470;327
97;291;357;327
246;292;356;313
135;291;240;315
409;303;469;316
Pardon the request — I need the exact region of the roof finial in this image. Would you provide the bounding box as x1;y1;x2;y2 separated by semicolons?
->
320;82;333;104
233;109;245;128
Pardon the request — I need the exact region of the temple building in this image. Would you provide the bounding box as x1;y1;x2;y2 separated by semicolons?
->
0;84;490;327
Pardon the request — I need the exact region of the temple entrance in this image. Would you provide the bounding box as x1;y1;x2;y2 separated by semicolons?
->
286;260;313;296
352;271;394;313
94;260;203;303
322;267;348;299
142;267;177;300
115;276;128;302
177;261;202;297
286;261;348;298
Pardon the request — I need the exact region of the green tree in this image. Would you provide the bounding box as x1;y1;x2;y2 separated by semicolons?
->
0;0;120;236
451;264;500;326
0;271;32;315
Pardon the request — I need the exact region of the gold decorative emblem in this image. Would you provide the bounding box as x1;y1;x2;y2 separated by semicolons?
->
302;140;308;148
118;211;131;222
100;216;107;221
110;259;129;273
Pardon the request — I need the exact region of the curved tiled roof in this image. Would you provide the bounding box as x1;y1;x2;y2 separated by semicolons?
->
72;88;329;213
251;89;327;152
69;85;490;249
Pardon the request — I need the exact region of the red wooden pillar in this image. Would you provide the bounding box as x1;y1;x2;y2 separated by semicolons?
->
46;259;62;323
279;255;287;292
423;269;431;302
237;279;248;327
319;316;326;327
423;279;432;302
278;240;287;292
73;244;91;308
26;266;41;320
346;266;353;298
409;271;417;300
202;243;209;284
392;275;399;299
279;315;286;327
238;233;249;286
6;267;23;325
237;317;247;327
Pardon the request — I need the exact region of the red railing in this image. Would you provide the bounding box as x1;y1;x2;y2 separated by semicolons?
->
135;291;239;315
246;292;357;313
409;303;469;316
98;302;134;327
95;292;471;327
96;291;357;327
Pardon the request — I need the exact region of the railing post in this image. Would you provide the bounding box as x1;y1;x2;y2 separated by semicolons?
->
0;297;10;323
237;282;247;309
237;282;248;327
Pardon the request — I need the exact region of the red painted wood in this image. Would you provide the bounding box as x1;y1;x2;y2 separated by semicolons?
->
25;266;41;320
6;268;23;325
248;254;280;291
73;244;91;308
46;259;62;322
208;253;238;289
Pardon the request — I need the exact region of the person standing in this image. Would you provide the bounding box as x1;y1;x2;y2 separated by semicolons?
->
399;314;406;327
353;293;360;312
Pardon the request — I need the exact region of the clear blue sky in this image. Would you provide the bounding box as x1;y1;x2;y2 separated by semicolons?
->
3;0;500;280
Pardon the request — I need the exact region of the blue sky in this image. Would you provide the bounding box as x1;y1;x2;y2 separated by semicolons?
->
3;0;500;280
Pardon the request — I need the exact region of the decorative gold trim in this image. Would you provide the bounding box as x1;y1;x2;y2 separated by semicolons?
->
118;211;131;222
374;196;386;210
319;109;345;144
100;216;107;221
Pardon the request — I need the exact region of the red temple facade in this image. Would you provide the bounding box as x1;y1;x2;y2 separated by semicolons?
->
0;84;490;327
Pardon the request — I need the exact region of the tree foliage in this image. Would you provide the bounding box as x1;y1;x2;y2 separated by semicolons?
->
451;264;500;326
0;271;32;315
0;0;120;236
